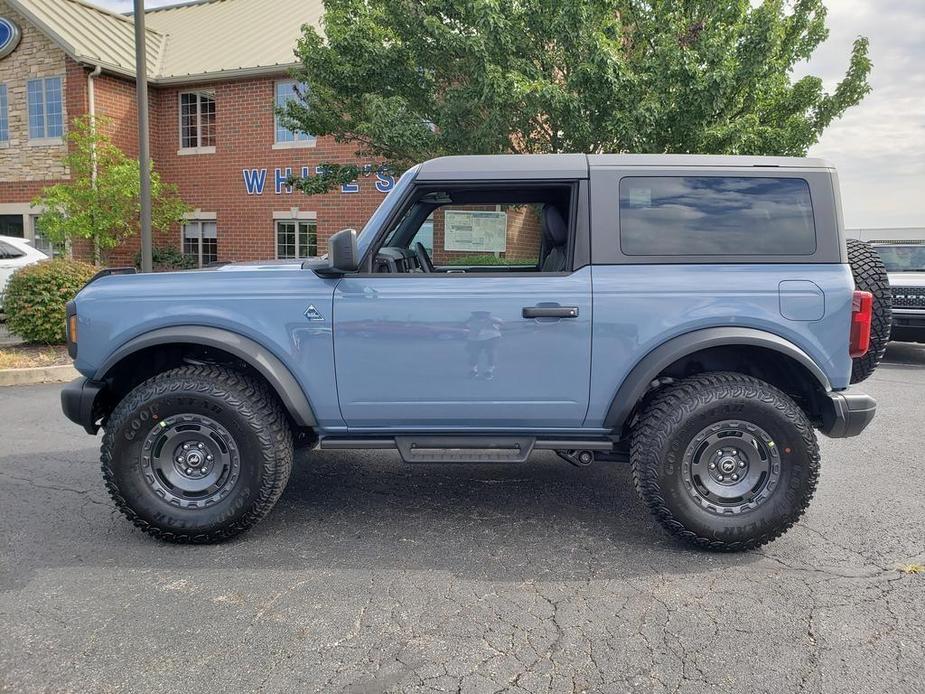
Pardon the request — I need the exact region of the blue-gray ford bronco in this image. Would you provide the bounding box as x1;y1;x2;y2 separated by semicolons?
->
61;154;892;551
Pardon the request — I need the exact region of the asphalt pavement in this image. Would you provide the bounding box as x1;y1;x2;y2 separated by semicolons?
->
1;344;924;693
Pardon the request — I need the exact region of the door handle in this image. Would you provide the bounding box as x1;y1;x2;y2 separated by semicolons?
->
522;306;579;319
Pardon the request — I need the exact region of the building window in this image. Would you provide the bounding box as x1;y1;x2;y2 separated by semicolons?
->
0;84;8;142
182;220;218;267
30;215;66;258
27;76;63;141
276;220;317;259
274;81;315;146
179;92;216;150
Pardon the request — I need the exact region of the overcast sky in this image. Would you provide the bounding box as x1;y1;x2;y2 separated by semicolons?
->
99;0;924;229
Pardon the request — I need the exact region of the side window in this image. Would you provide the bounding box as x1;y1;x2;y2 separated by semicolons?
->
619;176;816;256
410;204;545;269
0;240;25;259
377;185;574;274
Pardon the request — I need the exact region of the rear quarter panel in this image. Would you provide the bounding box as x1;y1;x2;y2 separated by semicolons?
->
586;263;855;427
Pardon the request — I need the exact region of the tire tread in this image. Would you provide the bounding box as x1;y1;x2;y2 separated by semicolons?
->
100;365;293;543
631;372;820;552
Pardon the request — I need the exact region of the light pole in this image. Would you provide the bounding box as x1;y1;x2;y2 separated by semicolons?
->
134;0;152;273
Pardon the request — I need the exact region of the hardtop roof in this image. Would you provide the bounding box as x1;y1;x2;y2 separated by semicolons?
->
416;153;832;180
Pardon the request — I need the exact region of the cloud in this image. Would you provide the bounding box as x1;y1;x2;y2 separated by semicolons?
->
795;0;925;228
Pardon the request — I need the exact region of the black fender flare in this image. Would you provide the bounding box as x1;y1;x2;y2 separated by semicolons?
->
96;326;317;427
603;327;832;430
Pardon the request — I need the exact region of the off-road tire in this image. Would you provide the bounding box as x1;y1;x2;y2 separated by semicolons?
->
101;365;293;543
632;372;820;552
847;238;891;384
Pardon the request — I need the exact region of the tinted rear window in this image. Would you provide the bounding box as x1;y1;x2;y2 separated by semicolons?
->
619;176;816;256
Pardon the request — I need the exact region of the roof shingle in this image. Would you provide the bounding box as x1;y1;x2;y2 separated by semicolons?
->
6;0;324;82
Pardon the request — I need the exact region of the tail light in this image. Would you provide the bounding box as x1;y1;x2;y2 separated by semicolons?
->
849;290;873;358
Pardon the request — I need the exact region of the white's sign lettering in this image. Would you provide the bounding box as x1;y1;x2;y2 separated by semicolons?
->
241;164;395;196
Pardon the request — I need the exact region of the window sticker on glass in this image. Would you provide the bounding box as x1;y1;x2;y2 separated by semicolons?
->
443;210;507;253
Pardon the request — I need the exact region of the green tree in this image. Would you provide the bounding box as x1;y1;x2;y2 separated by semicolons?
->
33;116;189;263
284;0;871;193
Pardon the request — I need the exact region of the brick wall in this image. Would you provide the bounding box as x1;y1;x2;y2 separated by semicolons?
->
96;75;392;265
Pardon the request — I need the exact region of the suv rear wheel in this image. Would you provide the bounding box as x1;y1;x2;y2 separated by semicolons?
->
101;365;293;543
632;372;819;551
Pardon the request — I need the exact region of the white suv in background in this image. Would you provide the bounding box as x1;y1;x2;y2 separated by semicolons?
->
873;243;925;343
0;236;49;309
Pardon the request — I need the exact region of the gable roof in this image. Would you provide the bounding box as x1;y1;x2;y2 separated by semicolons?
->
6;0;324;83
143;0;323;83
6;0;165;77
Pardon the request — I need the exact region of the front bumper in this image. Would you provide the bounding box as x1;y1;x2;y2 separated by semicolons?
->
61;377;105;435
819;391;877;438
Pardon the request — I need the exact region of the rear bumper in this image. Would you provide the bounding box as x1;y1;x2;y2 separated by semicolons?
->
819;391;877;438
60;377;105;435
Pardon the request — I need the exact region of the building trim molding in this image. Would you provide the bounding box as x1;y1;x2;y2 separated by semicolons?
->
273;208;317;221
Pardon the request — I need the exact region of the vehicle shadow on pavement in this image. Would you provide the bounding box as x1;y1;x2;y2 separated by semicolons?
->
880;341;925;367
0;448;762;589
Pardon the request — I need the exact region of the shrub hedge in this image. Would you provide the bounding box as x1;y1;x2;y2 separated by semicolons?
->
134;246;197;272
3;259;97;344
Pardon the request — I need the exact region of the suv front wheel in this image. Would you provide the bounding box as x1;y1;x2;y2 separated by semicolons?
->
632;372;820;551
101;365;294;543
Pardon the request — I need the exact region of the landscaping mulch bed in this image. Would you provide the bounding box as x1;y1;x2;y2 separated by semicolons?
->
0;344;71;370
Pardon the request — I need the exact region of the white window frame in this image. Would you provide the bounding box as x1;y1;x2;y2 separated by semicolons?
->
26;75;64;144
29;214;69;258
178;91;216;155
0;83;8;145
182;219;218;267
272;80;316;150
275;218;318;260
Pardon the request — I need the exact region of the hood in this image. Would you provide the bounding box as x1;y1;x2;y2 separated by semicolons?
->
887;271;925;287
214;257;328;272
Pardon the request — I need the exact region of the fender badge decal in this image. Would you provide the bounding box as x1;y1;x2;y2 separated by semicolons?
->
304;304;324;321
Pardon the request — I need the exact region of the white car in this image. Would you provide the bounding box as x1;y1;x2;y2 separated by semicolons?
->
0;235;49;309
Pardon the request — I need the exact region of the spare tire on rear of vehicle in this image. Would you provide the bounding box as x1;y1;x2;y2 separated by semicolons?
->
847;238;891;384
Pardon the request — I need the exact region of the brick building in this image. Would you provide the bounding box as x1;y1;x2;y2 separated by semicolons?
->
0;0;398;266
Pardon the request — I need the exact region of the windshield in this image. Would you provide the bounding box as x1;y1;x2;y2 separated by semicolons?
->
355;165;420;259
873;245;925;272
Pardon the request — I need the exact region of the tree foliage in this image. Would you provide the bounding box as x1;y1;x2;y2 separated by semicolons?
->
284;0;871;193
33;117;189;263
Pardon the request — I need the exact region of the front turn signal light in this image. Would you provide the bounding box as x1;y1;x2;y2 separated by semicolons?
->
65;300;78;359
67;314;78;345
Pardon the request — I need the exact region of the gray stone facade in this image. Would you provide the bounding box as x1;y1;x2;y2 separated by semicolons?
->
0;0;69;184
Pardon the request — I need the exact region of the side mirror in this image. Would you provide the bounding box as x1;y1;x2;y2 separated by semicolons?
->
321;228;359;275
